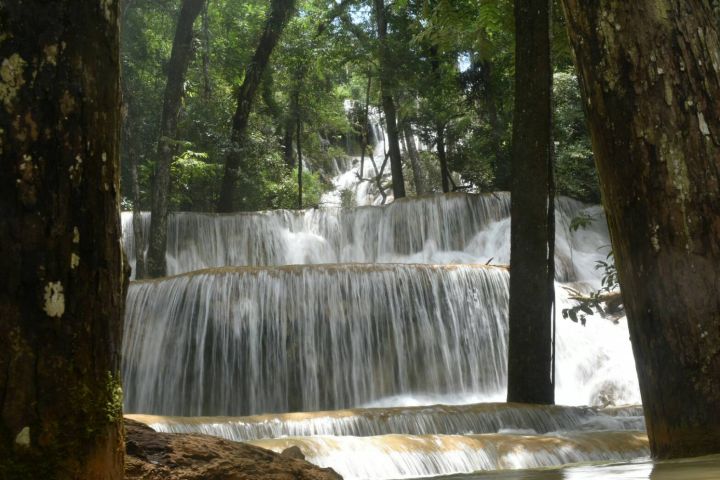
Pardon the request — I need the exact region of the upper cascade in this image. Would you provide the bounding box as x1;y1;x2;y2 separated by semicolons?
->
122;192;609;284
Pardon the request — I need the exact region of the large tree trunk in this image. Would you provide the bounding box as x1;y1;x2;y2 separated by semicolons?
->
560;0;720;459
373;0;406;199
217;0;297;212
506;0;555;405
146;0;205;278
0;2;126;478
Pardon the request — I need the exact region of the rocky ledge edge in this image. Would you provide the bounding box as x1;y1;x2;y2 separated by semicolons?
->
125;418;342;480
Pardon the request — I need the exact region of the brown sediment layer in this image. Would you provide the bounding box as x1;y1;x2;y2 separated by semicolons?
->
124;418;342;480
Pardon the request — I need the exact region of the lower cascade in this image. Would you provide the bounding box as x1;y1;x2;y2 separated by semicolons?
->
121;190;645;478
128;404;649;480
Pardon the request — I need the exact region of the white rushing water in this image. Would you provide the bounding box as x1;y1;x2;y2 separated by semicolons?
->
123;265;511;416
127;404;645;442
121;194;608;284
122;262;639;416
247;431;649;480
120;148;650;478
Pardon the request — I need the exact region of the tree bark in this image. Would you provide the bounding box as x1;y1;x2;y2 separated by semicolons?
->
373;0;406;199
506;0;555;405
0;2;127;478
145;0;205;278
560;0;720;459
402;122;426;195
216;0;297;212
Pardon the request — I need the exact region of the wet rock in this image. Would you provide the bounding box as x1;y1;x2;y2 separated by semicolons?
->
124;418;341;480
280;446;305;460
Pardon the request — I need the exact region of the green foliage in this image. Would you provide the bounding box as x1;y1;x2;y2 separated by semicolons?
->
569;211;596;232
119;0;602;212
554;72;600;202
170;150;221;211
595;251;619;293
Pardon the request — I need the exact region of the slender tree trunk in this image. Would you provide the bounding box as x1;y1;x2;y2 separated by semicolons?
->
506;0;555;405
201;0;212;100
0;2;127;478
297;118;303;209
360;73;372;178
560;0;720;459
402;122;425;195
436;123;451;193
373;0;406;199
146;0;205;278
217;0;297;212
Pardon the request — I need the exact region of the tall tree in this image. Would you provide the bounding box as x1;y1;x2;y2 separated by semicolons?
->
506;0;555;405
216;0;297;212
373;0;406;199
145;0;205;278
560;0;720;458
0;1;126;478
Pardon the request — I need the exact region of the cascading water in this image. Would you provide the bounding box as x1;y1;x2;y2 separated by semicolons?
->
123;264;510;416
127;403;645;442
121;147;646;477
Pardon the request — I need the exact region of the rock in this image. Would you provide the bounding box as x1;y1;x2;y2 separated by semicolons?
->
124;418;341;480
280;446;305;460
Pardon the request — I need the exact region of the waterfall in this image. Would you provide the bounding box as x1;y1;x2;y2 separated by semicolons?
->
121;179;645;478
121;192;609;282
122;193;512;277
127;403;645;442
249;431;649;480
123;264;510;416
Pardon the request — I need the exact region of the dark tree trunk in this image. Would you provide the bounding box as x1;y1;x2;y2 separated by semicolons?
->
402;122;426;195
146;0;205;278
217;0;297;212
560;0;720;459
373;0;406;199
436;123;451;193
0;2;126;478
506;0;555;405
360;74;372;178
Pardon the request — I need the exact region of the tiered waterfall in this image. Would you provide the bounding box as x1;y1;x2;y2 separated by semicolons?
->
121;156;647;479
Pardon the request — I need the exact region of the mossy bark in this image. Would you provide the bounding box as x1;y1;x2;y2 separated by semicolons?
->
506;0;555;405
0;2;127;478
146;0;206;278
560;0;720;458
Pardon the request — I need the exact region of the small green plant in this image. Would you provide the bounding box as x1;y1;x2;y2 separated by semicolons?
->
562;251;623;326
339;188;356;208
